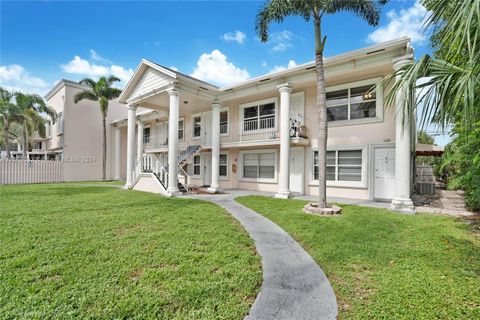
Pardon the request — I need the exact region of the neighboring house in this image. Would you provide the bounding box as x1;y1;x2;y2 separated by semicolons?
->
43;79;128;181
112;37;415;211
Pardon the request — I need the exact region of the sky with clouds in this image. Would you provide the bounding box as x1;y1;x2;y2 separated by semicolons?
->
1;1;447;144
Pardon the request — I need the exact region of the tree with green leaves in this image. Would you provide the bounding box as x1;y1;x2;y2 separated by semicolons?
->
74;76;122;180
0;88;18;159
387;0;480;210
15;92;57;158
256;0;388;208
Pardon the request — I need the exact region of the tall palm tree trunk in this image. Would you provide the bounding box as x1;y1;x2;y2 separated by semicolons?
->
3;118;10;159
315;15;328;208
102;116;106;180
22;121;28;159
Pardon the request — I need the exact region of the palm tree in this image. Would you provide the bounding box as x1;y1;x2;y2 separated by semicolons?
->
256;0;388;208
0;88;18;159
15;92;57;158
385;0;480;130
74;76;121;180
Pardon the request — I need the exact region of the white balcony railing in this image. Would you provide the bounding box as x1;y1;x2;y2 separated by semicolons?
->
221;118;278;144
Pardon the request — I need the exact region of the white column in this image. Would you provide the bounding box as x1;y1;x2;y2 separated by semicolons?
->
125;104;137;188
391;58;415;213
275;83;292;199
208;101;222;193
137;121;144;163
114;126;121;180
167;88;181;195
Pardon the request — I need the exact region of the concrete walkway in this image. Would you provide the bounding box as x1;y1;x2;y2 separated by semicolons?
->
188;191;338;320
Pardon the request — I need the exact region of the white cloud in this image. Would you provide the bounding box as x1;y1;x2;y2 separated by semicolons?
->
367;0;428;45
90;49;112;64
191;49;250;86
0;64;49;94
222;30;247;44
169;66;179;71
61;55;134;85
269;60;298;73
261;60;267;68
269;30;294;52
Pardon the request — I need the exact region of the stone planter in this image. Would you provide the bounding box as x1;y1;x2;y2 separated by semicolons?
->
303;202;342;215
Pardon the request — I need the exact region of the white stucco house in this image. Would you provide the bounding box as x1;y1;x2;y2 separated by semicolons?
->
42;79;128;181
111;37;416;212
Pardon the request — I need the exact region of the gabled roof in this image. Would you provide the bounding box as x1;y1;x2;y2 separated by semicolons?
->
118;59;218;104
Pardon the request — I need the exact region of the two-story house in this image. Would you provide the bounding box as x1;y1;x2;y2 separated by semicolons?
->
113;37;416;212
43;79;128;181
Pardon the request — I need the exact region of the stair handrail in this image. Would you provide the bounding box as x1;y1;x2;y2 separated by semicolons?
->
177;164;190;192
141;154;168;189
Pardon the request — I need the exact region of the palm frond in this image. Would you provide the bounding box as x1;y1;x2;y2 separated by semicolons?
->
325;0;385;26
106;76;121;86
78;78;97;89
255;0;311;42
384;55;477;130
73;90;98;103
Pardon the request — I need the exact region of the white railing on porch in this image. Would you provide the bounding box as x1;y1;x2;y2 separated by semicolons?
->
0;159;63;185
135;154;190;192
222;118;279;144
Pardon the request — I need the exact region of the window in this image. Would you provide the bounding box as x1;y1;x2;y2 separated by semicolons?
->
313;150;362;182
193;155;201;175
326;84;376;121
46;121;51;138
57;112;64;135
33;141;42;150
143;127;150;143
193;116;201;137
220;110;228;134
219;154;228;177
243;152;275;179
178;119;184;140
243;102;275;131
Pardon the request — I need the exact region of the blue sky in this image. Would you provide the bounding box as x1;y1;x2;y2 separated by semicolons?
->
1;0;448;144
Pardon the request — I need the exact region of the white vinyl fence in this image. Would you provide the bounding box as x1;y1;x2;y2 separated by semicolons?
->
0;160;63;185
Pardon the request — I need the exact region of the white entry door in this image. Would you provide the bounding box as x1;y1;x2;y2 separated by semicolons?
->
374;148;396;200
203;153;212;186
202;112;212;147
289;147;304;194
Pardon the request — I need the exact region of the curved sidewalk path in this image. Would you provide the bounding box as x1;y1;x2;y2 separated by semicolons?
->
189;191;338;320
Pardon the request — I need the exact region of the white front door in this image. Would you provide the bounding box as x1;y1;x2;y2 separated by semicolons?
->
202;112;212;147
374;148;396;200
203;153;212;186
289;147;304;194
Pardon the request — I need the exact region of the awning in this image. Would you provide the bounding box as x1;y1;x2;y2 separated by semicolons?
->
416;143;444;156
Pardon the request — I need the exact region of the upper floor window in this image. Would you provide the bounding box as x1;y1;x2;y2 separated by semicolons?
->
178;119;184;140
243;102;275;131
143;127;150;143
57;112;64;135
193;116;202;137
33;141;42;150
220;110;228;134
326;84;376;122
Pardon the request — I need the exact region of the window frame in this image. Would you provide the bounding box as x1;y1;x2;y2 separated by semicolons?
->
192;113;202;139
326;78;383;127
239;149;277;183
219;107;229;136
192;154;201;177
143;126;151;144
239;97;278;134
178;118;184;140
310;146;368;188
219;152;229;180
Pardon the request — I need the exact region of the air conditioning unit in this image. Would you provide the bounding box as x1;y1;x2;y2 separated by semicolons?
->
416;182;434;195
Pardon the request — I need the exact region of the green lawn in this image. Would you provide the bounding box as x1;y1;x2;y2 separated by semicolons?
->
0;184;261;319
236;196;480;319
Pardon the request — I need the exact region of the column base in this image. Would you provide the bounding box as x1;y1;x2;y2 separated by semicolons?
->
123;184;131;190
207;186;221;194
275;191;291;199
391;198;416;214
166;189;182;197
